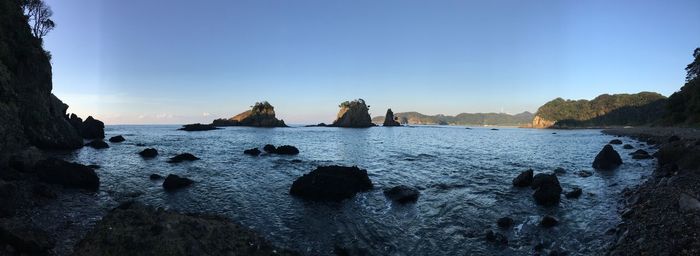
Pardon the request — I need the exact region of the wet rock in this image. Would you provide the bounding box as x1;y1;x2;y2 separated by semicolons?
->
531;173;562;206
72;202;297;256
565;187;582;199
149;174;164;180
274;145;299;155
85;140;109;149
263;144;276;153
35;158;100;191
491;128;499;131
609;139;623;145
108;135;125;142
290;159;302;163
139;148;158;158
382;108;401;126
0;219;55;255
668;135;681;142
623;144;634;149
162;175;194;191
592;145;622;170
484;229;508;245
678;193;700;212
81;116;105;139
178;123;220;131
553;167;566;175
540;215;559;228
383;185;419;204
576;170;593;177
290;165;373;201
630;149;652;160
244;148;261;156
512;169;534;187
496;217;514;228
167;153;200;163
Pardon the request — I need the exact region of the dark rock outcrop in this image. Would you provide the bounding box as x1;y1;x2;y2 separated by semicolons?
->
178;123;220;131
290;165;373;201
531;173;562;206
167;153;200;163
162;175;194;191
383;185;419;204
244;148;261;156
631;149;653;159
108;135;125;143
623;144;634;149
273;145;299;155
512;169;534;187
330;99;375;128
496;217;514;229
565;187;583;199
139;148;158;158
609;139;623;145
263;144;276;153
540;215;559;228
85;140;109;149
0;218;55;255
81;116;105;139
149;174;163;180
382;108;401;126
72;202;298;256
592;145;623;170
211;101;287;127
35;158;99;191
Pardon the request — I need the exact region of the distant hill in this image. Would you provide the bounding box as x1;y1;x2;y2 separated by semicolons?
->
532;92;667;128
371;111;534;126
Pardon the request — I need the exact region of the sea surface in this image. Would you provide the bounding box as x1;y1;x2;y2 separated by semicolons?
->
31;125;656;255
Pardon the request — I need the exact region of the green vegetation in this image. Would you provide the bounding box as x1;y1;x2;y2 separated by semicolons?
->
339;99;369;109
251;101;274;113
372;111;534;126
665;48;700;125
534;92;666;127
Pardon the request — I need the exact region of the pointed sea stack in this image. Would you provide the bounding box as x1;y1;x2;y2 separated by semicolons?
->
383;109;401;126
330;99;375;128
211;101;287;127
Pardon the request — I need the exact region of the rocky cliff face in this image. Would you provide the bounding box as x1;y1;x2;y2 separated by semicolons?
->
531;115;556;128
211;101;286;127
0;0;85;156
383;108;401;126
331;99;374;128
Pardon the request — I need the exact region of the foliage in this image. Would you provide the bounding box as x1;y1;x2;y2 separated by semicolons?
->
339;99;368;109
664;47;700;126
686;48;700;82
21;0;54;39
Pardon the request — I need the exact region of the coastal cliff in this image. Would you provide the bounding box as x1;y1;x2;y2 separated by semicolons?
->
331;99;374;128
212;101;287;127
372;111;533;126
382;108;401;126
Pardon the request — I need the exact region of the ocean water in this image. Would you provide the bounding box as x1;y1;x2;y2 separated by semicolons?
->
33;125;655;255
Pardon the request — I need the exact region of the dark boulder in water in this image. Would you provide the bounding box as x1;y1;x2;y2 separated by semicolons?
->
244;148;261;156
274;145;299;155
211;101;287;127
484;229;508;245
553;167;566;175
382;108;401;126
330;99;375;128
178;123;220;131
540;215;559;228
512;169;534;187
609;139;623;145
85;140;109;149
623;144;634;149
162;175;193;191
531;173;562;206
139;148;158;158
496;217;514;228
383;185;419;204
263;144;276;153
592;145;622;170
149;174;163;180
167;153;200;163
565;187;582;199
290;165;373;201
108;135;125;143
35;158;99;191
81;116;105;139
630;149;653;160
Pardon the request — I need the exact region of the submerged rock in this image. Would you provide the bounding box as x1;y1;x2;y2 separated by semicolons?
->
85;140;109;149
531;173;562;206
35;158;99;191
609;139;623;145
211;101;287;127
383;185;420;204
72;202;298;256
274;145;299;155
149;174;164;180
178;123;220;131
553;167;566;175
167;153;200;163
162;175;194;191
484;229;508;245
108;135;125;142
565;187;583;199
592;145;622;170
290;165;373;201
382;108;401;126
540;215;559;228
623;144;634;149
244;148;261;156
331;99;375;128
496;217;514;229
139;148;158;158
512;169;534;187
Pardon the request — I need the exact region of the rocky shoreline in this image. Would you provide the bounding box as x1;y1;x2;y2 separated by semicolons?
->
602;127;700;256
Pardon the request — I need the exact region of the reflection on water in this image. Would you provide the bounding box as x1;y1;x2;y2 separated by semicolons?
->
34;125;654;255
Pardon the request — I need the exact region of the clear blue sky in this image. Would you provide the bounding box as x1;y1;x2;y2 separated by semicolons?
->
43;0;700;124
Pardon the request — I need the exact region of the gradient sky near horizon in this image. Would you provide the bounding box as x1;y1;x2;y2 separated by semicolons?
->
43;0;700;124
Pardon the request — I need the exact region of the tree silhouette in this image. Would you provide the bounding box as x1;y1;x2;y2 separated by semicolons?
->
21;0;55;39
686;48;700;82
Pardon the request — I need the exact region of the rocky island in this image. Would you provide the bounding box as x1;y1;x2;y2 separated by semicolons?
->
330;99;375;128
382;108;401;126
211;101;287;127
